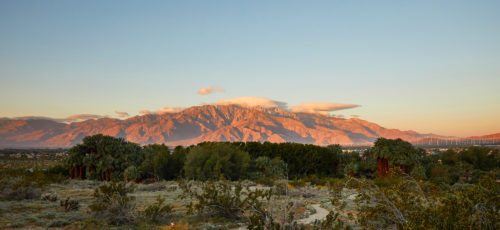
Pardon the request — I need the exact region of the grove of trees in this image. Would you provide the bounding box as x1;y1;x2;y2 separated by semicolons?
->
65;135;499;186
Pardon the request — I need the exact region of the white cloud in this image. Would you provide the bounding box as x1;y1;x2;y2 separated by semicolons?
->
66;114;107;120
8;116;59;121
137;97;357;117
157;107;186;114
138;110;152;115
214;96;288;109
290;103;358;116
138;107;186;115
7;114;109;123
114;110;129;118
197;86;226;95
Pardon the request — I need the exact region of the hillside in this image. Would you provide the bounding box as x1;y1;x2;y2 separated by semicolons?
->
0;104;445;147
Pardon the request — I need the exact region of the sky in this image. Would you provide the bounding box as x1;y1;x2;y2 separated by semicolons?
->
0;0;499;137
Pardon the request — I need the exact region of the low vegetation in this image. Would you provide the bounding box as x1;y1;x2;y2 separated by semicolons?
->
0;134;498;229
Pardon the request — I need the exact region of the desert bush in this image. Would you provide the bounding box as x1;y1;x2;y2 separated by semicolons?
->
351;172;499;230
89;182;136;225
179;180;272;220
0;168;67;200
429;165;454;184
0;176;41;200
256;176;275;186
248;200;306;230
45;164;70;176
48;219;71;227
42;193;58;202
136;182;166;192
60;197;80;211
6;221;27;228
274;180;293;196
327;178;345;194
140;195;173;223
289;178;307;188
300;174;337;186
69;218;107;229
310;207;351;230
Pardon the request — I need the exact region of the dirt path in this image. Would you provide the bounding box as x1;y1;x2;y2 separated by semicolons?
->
232;203;330;229
296;204;329;224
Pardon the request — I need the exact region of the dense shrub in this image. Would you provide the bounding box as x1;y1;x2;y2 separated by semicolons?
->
0;171;45;200
348;172;499;230
45;164;70;176
60;197;80;211
140;195;173;223
0;182;41;200
179;180;272;219
41;193;58;202
89;182;136;225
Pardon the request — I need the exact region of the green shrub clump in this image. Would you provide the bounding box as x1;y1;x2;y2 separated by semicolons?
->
89;182;136;225
140;195;173;223
60;197;80;211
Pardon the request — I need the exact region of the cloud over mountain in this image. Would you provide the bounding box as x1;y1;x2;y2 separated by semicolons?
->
65;114;107;121
290;103;359;115
157;107;186;114
139;107;186;115
215;96;288;109
114;110;129;118
197;86;225;95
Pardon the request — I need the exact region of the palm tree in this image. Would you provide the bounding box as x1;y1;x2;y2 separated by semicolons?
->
67;134;146;181
371;138;417;177
98;155;114;181
66;144;86;179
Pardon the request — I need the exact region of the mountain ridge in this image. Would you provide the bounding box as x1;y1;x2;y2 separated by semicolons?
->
0;104;490;148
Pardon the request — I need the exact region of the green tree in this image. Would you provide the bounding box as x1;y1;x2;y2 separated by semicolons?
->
184;142;250;180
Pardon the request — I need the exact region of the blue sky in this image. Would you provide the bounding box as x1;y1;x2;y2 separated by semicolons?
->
1;0;499;136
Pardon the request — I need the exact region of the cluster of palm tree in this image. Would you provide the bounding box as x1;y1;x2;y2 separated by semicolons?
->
65;134;144;181
370;138;421;177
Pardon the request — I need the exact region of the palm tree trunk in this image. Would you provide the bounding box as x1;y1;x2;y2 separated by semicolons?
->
74;166;79;178
377;158;389;177
385;159;389;176
81;166;86;180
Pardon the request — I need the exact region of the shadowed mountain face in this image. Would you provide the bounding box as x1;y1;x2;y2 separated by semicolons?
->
0;105;440;148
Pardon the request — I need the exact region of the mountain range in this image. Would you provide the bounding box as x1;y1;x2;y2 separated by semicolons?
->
0;105;496;148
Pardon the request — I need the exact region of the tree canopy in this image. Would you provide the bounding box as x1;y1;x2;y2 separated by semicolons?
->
371;138;419;166
184;142;251;180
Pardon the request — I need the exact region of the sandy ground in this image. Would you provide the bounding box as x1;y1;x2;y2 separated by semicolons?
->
232;203;330;229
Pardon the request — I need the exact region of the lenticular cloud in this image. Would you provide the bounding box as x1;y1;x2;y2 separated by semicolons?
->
290;102;359;116
114;110;129;118
215;96;288;110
